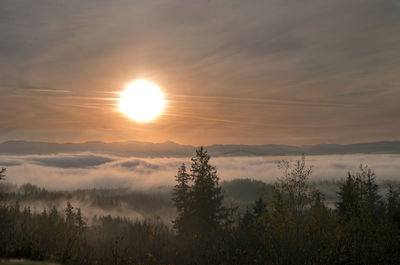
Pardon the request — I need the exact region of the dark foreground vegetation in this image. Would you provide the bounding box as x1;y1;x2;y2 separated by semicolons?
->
0;259;59;265
1;149;400;265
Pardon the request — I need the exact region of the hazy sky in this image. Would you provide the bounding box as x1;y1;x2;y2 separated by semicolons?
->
1;0;399;145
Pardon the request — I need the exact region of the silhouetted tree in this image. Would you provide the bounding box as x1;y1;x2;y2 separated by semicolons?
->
387;185;400;226
3;153;400;265
253;197;267;218
171;163;191;235
189;147;224;240
335;165;387;265
0;168;5;201
171;147;226;264
0;168;5;181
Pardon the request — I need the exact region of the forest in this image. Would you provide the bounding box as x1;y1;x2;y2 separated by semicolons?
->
1;147;400;265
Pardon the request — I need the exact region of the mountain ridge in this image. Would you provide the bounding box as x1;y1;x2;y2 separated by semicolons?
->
1;140;400;157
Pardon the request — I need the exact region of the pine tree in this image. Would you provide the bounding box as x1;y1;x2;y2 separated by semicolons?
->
171;148;225;240
0;168;5;181
337;172;360;221
0;168;5;201
190;147;224;239
172;163;191;235
335;165;385;265
171;148;225;264
65;201;75;225
361;165;383;219
253;197;267;219
387;185;400;226
337;165;382;221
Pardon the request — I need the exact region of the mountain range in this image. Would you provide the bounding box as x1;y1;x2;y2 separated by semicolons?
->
1;140;400;157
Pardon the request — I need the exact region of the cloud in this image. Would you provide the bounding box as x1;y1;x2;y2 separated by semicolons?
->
112;159;160;171
0;161;21;167
1;153;400;190
0;0;399;145
28;154;115;168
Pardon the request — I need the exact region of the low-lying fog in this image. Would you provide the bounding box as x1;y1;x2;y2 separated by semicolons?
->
1;153;400;189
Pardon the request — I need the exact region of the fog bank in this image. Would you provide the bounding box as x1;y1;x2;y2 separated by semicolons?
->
1;153;400;190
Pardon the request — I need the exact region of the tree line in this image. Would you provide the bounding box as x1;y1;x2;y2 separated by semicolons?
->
1;148;400;264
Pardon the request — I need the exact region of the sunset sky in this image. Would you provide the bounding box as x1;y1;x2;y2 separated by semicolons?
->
1;0;399;145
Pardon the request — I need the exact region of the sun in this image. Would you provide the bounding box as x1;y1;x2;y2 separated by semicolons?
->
118;80;166;122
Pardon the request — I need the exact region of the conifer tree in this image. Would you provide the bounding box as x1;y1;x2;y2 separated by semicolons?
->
189;147;224;238
0;168;5;181
336;165;385;265
172;147;225;242
386;185;400;226
171;163;191;235
337;172;360;221
253;197;267;218
65;201;75;225
0;168;6;202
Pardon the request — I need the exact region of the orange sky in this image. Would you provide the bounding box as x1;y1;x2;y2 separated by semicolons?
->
0;0;399;145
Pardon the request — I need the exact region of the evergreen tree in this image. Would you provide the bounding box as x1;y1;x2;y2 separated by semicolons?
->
335;165;386;265
65;201;75;224
171;163;191;235
361;165;383;219
170;148;225;264
337;165;383;222
336;172;360;221
0;168;6;202
189;147;224;239
387;185;400;226
253;197;267;218
0;168;5;181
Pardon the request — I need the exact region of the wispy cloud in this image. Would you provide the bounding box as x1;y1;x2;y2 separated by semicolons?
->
0;0;399;144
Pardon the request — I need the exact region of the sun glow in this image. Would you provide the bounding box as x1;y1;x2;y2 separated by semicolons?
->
119;80;166;122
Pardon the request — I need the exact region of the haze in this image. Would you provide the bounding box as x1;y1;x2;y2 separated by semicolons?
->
1;0;399;145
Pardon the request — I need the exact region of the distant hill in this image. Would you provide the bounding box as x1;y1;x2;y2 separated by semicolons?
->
0;140;399;157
